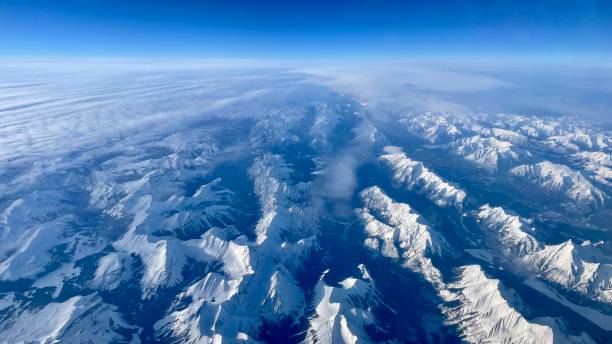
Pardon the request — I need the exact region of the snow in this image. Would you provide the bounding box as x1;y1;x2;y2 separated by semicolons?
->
0;191;74;280
0;294;137;343
155;151;319;342
380;148;466;208
357;186;447;285
573;151;612;187
511;161;607;210
492;114;611;153
442;265;555;344
154;272;244;343
0;66;609;342
262;269;306;316
92;252;131;290
306;266;378;344
451;135;525;173
476;205;612;304
33;263;81;298
309;104;341;150
476;205;541;257
479;127;528;145
520;241;612;304
0;216;70;281
399;113;467;143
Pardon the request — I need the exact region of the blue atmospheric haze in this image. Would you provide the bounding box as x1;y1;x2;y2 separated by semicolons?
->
0;0;611;59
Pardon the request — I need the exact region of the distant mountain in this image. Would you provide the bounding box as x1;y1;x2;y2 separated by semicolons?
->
511;161;607;210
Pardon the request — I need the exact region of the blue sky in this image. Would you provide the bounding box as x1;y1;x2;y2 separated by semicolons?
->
1;0;611;59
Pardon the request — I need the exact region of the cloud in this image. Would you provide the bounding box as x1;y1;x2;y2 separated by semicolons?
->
298;62;513;115
321;152;358;201
0;64;323;168
300;61;612;123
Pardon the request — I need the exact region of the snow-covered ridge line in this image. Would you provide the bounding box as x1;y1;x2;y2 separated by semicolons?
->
380;147;466;208
494;114;611;152
357;186;447;286
572;151;612;187
511;161;607;211
0;294;139;343
450;135;527;173
248;154;318;245
442;265;555;344
154;271;247;343
399;112;468;143
305;265;380;344
442;265;594;343
477;127;528;145
356;188;578;343
84;141;250;299
476;204;612;305
157;153;320;342
155;154;310;342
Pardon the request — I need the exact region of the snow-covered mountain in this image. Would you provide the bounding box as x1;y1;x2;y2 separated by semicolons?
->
450;135;528;173
379;147;466;208
441;265;595;344
441;265;555;344
511;161;607;210
357;186;447;285
399;112;467;143
476;204;612;305
356;188;597;343
572;151;612;187
305;265;381;344
0;294;139;343
0;67;610;343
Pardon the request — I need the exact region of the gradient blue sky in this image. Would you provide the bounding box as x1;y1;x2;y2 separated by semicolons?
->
1;0;611;59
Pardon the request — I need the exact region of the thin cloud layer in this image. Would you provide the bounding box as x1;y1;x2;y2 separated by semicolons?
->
0;65;324;167
303;61;612;123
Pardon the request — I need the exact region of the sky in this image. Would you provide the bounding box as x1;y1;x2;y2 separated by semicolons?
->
1;0;611;60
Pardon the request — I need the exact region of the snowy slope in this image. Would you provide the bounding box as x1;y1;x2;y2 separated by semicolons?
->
573;151;612;187
399;113;468;143
356;190;591;343
155;151;319;341
451;135;527;173
0;294;138;343
478;127;528;145
305;265;380;344
442;265;555;344
511;161;607;210
380;147;466;208
476;205;612;304
357;186;447;285
442;264;593;344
